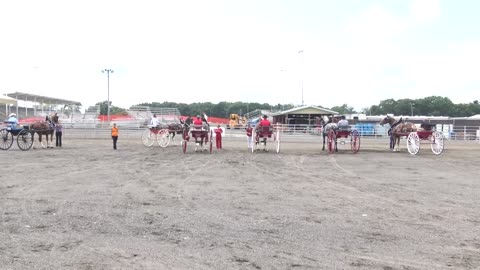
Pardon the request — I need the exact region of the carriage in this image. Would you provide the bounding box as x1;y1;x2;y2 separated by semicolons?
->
181;123;213;154
140;107;183;148
141;125;170;147
325;127;360;154
404;123;444;155
251;125;280;153
0;122;34;151
380;116;444;155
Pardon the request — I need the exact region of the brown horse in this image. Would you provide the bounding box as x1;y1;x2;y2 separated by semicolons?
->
30;118;55;148
379;115;417;151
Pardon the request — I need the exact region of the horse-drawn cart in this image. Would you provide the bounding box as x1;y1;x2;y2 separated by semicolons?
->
181;124;213;154
251;126;280;153
141;126;170;147
380;116;444;155
326;128;360;154
405;127;444;155
0;122;34;151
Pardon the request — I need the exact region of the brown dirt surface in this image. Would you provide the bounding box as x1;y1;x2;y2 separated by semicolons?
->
1;137;479;269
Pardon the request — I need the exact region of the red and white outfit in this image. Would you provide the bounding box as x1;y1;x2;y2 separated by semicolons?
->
246;126;253;149
214;127;223;149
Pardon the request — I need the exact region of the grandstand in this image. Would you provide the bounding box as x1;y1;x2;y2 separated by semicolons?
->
127;106;181;126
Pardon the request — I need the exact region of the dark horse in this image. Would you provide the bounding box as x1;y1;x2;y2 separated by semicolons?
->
379;115;417;151
162;122;186;142
30;115;55;148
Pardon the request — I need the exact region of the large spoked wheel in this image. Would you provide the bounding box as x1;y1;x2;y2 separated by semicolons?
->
327;129;336;154
17;130;33;151
157;129;171;148
407;132;420;155
0;128;14;150
275;129;280;153
351;130;360;153
251;129;256;153
431;131;444;155
209;130;213;153
141;128;155;147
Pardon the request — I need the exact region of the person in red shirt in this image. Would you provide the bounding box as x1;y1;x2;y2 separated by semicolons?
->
214;125;223;149
193;115;203;126
256;115;271;131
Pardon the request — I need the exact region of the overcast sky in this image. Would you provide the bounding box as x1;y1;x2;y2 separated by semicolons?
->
1;0;479;111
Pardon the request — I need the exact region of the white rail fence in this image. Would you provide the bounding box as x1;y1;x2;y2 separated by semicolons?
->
61;124;480;142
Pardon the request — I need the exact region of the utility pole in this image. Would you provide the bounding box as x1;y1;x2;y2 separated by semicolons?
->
102;69;114;122
298;50;304;106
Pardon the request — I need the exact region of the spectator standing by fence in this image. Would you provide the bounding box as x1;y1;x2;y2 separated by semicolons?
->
111;123;119;150
55;122;63;147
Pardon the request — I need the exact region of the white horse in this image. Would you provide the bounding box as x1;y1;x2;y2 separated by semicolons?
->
321;116;339;152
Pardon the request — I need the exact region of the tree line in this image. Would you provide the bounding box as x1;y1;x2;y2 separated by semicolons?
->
89;96;480;118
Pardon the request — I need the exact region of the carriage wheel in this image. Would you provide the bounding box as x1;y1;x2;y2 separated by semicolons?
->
430;131;444;155
157;129;171;148
0;128;14;150
17;130;33;151
209;130;213;153
141;128;155;147
327;129;336;154
351;130;360;153
407;132;420;155
251;129;256;153
275;129;280;153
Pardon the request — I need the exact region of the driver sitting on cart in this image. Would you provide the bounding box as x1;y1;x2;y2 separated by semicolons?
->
6;113;20;129
255;115;271;133
193;115;205;129
337;115;349;130
150;114;160;129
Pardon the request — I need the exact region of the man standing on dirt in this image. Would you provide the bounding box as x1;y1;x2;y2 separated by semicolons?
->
55;121;63;147
111;123;119;150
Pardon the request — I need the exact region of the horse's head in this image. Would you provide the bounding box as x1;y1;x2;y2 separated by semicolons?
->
379;115;394;126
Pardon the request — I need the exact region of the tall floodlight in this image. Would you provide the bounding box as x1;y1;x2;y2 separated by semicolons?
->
298;50;304;106
102;69;114;122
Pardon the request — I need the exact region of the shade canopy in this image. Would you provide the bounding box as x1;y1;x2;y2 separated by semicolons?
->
0;94;17;105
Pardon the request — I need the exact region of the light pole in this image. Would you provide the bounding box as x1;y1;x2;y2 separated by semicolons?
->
410;103;414;116
298;50;304;106
102;69;114;122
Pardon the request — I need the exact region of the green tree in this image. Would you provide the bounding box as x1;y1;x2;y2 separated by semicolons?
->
92;101;127;115
330;104;356;114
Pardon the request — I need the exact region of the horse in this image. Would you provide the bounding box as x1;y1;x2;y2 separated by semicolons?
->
164;122;184;141
379;115;417;152
186;120;210;151
30;116;55;148
321;116;339;152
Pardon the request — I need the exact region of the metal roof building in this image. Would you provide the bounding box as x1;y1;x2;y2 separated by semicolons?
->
271;105;338;125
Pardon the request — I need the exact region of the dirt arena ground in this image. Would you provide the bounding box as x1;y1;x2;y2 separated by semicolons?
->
1;136;479;269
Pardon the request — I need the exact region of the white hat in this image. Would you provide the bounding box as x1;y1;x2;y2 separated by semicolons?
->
9;113;16;117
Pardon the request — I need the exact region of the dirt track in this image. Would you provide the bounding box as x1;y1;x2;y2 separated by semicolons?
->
1;137;479;269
